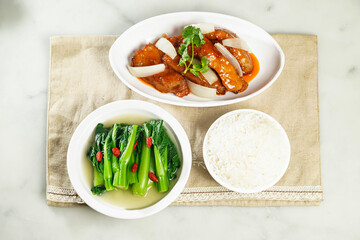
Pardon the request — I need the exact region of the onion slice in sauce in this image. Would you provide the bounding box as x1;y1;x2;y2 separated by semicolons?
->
187;80;217;98
155;38;177;59
192;23;215;34
214;43;243;77
222;38;251;52
128;64;165;78
201;70;218;85
192;58;218;85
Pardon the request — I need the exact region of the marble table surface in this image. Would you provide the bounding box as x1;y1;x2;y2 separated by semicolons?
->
1;0;359;239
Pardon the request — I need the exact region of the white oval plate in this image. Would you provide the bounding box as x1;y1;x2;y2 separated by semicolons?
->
67;100;192;219
109;12;285;107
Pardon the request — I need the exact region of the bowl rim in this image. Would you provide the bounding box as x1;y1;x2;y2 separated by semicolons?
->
202;109;291;193
67;100;192;219
109;11;285;107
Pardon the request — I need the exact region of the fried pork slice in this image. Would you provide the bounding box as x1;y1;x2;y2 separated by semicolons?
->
163;54;226;95
194;37;247;92
205;30;254;75
131;43;190;97
167;35;183;48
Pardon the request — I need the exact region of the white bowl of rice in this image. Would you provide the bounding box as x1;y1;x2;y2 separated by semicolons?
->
203;109;291;193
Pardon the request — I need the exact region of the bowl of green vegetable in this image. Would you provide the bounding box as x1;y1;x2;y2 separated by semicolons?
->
67;100;191;219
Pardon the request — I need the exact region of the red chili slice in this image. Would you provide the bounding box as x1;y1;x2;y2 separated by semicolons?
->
112;147;121;157
148;172;158;182
146;136;152;148
131;162;138;173
96;151;102;162
132;142;137;152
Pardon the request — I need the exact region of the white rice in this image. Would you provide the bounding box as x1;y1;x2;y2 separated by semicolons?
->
204;111;290;191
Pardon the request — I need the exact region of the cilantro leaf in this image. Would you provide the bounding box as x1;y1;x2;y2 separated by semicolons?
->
190;56;210;76
192;64;202;72
178;44;190;68
178;44;187;55
179;57;187;67
190;68;200;76
193;31;205;47
199;56;210;73
182;26;195;44
178;26;207;74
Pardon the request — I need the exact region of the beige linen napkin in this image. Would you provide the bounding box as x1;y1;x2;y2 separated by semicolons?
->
46;34;323;207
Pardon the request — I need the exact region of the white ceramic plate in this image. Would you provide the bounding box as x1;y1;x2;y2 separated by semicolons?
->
109;12;285;107
203;109;291;193
67;100;192;219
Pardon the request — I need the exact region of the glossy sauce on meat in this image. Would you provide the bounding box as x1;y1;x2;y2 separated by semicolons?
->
168;34;248;92
194;37;247;92
163;37;227;95
205;30;254;75
131;44;190;97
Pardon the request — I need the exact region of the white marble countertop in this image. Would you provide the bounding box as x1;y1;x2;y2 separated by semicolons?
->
1;0;359;239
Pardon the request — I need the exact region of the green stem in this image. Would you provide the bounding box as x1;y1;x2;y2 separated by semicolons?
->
114;125;138;189
132;123;152;196
154;146;169;193
184;42;193;73
111;124;120;173
132;137;150;196
111;124;120;186
103;128;115;191
190;42;194;66
128;153;138;184
93;165;104;187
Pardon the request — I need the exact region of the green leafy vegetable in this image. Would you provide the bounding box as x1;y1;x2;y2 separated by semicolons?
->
87;123;110;187
153;146;168;192
91;186;106;196
132;122;152;196
113;124;132;185
111;124;120;185
93;167;104;187
87;120;180;197
150;120;181;182
127;154;138;184
128;125;144;183
87;146;102;174
94;123;110;154
117;124;131;152
190;56;210;76
182;25;205;47
178;26;208;75
87;124;110;174
103;128;115;191
113;125;138;190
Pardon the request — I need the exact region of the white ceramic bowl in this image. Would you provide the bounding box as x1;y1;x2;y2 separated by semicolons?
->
67;100;191;219
203;109;291;193
109;12;285;107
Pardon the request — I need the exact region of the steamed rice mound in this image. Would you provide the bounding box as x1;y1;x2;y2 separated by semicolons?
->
204;111;290;191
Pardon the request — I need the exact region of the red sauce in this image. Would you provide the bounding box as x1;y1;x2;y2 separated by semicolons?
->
242;53;260;83
137;77;154;88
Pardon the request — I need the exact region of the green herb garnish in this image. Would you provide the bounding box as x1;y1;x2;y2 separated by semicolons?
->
178;26;208;75
190;56;210;76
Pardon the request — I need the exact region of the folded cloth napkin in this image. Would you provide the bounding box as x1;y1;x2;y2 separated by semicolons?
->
46;34;323;207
